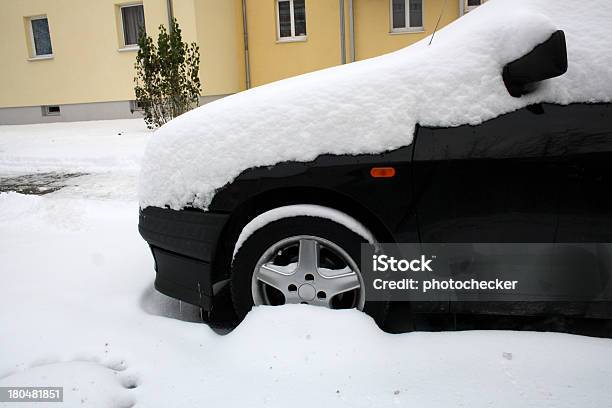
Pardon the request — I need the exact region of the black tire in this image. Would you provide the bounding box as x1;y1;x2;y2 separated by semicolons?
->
231;216;388;328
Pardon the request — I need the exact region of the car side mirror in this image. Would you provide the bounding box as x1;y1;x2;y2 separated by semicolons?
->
503;30;568;97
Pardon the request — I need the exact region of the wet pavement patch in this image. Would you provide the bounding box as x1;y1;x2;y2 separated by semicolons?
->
0;172;87;195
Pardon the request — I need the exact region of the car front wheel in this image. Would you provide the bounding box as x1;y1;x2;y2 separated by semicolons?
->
230;215;387;327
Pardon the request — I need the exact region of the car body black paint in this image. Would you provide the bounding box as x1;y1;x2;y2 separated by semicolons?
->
210;142;417;243
415;104;561;243
139;102;612;317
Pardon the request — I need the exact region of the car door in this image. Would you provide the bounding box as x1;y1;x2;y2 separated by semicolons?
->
549;103;612;305
414;105;559;243
412;104;562;309
551;103;612;243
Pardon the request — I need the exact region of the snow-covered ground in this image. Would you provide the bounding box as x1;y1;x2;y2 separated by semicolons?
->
0;119;149;201
2;119;612;407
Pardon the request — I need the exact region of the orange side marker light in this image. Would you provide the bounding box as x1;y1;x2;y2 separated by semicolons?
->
370;167;396;178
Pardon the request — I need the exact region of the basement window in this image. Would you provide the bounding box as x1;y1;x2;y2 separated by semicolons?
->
29;16;53;57
121;4;145;47
466;0;483;12
42;105;61;116
276;0;307;41
390;0;423;33
130;100;144;112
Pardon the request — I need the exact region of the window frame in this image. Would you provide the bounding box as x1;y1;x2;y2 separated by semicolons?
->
28;15;53;58
276;0;307;43
119;3;145;49
389;0;424;34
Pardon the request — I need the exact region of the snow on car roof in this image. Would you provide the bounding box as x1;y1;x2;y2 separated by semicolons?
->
139;0;612;210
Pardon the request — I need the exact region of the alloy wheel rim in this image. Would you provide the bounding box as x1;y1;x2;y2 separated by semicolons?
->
251;235;365;310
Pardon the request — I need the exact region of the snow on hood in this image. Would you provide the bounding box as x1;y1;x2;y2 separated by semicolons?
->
139;0;612;210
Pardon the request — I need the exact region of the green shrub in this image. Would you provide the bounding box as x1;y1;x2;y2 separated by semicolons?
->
134;19;201;129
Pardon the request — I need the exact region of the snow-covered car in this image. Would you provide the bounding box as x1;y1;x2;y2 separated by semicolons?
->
138;0;612;327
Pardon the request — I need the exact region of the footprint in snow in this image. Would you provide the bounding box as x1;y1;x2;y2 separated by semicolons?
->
0;359;139;408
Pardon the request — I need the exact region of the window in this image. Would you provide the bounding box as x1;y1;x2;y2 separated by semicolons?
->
121;4;145;47
391;0;423;32
29;16;53;57
130;100;144;112
276;0;307;41
42;105;61;116
466;0;482;13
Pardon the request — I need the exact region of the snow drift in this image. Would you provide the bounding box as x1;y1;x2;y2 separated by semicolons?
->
139;0;612;210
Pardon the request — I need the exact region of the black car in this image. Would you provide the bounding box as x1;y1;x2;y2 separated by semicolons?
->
139;30;612;329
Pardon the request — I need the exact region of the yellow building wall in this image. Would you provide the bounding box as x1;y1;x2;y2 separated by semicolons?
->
0;0;165;108
0;0;245;109
193;0;246;95
246;0;461;88
0;0;467;108
246;0;343;87
353;0;459;60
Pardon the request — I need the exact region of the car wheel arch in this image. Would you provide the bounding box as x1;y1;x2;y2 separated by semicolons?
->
210;186;395;284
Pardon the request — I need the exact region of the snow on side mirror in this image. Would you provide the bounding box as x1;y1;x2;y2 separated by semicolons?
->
503;30;568;97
